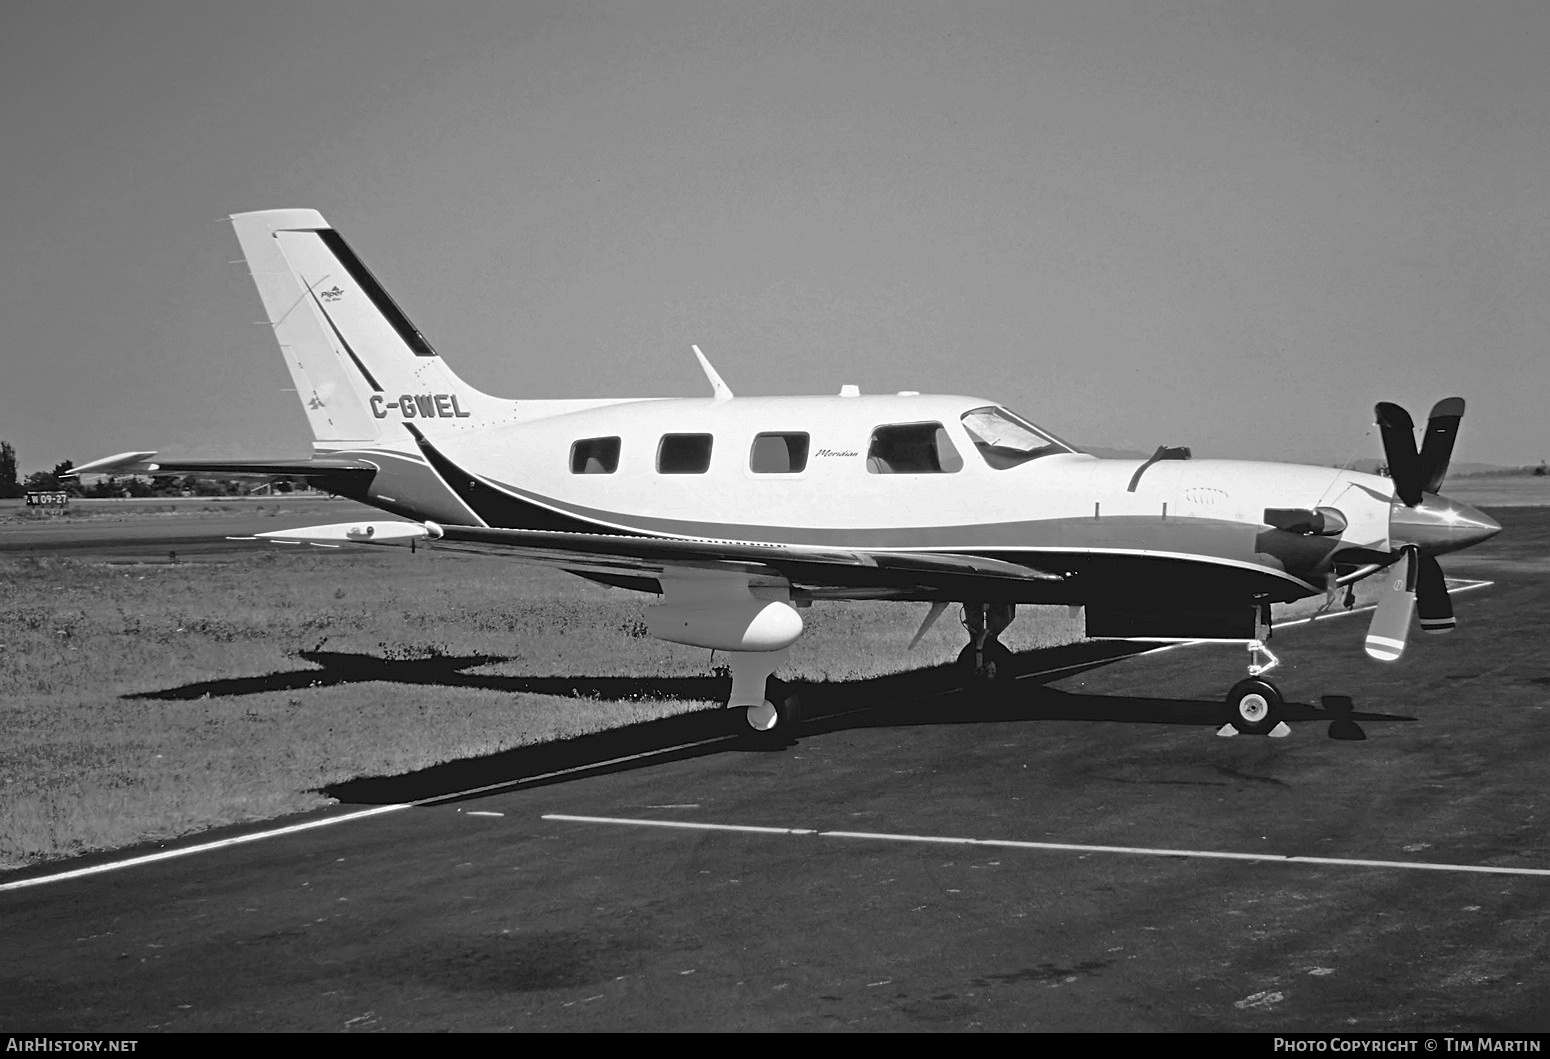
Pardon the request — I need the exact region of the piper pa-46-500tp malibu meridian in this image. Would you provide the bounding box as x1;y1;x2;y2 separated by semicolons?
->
72;209;1501;738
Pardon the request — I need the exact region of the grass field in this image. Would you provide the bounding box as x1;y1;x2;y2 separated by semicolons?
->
0;535;1089;869
0;495;321;520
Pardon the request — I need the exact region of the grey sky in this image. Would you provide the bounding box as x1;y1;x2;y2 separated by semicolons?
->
1;1;1544;471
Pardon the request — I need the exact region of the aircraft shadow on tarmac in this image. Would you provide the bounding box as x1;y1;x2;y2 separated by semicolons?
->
123;641;1412;807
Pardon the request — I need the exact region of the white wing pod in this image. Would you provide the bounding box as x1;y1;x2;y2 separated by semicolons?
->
645;574;804;652
646;598;804;652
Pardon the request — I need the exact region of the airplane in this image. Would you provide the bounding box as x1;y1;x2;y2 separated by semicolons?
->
70;209;1502;740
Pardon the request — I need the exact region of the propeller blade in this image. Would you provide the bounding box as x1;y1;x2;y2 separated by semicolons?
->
1365;547;1417;661
908;600;951;650
1375;402;1423;507
1416;553;1455;634
1418;397;1465;495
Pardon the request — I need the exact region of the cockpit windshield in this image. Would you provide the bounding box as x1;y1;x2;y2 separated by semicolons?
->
959;406;1076;469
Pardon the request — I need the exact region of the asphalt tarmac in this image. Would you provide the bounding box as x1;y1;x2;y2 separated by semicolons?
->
2;507;1547;1032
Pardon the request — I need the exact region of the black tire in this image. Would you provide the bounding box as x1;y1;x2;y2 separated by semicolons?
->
739;679;800;742
957;639;1014;684
1226;677;1283;735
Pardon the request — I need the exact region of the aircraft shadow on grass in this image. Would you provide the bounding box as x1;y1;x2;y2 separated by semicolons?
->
124;641;1415;807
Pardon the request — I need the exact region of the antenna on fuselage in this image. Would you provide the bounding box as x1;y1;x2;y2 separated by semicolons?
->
691;344;734;402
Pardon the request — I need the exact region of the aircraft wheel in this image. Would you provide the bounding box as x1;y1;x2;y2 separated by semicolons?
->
740;680;800;742
1226;677;1282;735
745;700;779;731
958;640;1014;684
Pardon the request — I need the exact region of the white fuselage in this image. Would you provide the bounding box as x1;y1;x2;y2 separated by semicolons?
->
337;391;1403;604
390;392;1395;545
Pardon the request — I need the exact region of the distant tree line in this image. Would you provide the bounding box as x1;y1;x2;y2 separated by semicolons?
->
0;441;19;498
0;440;311;499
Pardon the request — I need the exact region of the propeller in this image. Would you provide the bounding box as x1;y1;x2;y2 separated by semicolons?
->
1375;403;1425;507
1376;398;1464;509
1415;552;1455;633
1364;546;1417;661
1417;397;1465;494
1364;398;1468;660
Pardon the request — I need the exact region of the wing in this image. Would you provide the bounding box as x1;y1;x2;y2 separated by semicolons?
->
247;520;1067;603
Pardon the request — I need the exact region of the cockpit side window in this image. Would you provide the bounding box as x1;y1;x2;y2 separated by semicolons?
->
960;406;1071;469
865;422;963;474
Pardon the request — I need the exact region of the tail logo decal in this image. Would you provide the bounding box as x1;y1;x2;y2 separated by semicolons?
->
319;285;344;302
370;393;473;419
304;284;383;392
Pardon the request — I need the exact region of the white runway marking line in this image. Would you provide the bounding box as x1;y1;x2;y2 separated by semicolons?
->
543;814;1550;878
0;805;410;894
0;736;732;894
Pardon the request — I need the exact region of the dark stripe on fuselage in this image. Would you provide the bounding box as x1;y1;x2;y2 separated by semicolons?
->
402;425;613;534
389;432;1320;601
326;448;486;526
316;228;439;358
474;467;1293;568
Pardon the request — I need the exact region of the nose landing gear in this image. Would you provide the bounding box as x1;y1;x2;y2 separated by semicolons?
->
1220;639;1291;737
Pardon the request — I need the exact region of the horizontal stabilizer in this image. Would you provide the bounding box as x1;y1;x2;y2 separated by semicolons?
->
66;453;378;481
66;451;160;477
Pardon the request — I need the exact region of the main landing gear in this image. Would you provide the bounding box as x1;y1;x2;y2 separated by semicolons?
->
958;602;1016;684
1221;639;1291;737
725;649;801;742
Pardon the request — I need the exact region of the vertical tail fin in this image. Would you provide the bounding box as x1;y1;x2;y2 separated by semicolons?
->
231;209;505;450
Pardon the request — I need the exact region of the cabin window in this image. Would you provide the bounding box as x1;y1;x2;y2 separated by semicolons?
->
569;436;621;474
959;406;1072;468
657;433;714;474
749;432;809;474
865;422;963;474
